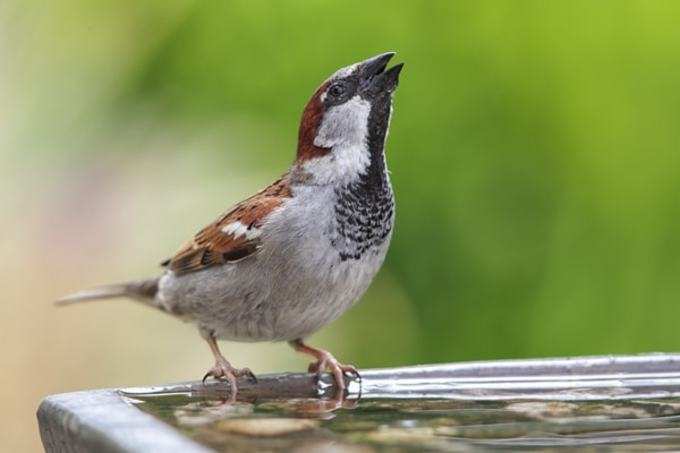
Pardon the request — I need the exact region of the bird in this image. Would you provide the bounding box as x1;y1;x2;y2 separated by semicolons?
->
57;52;403;398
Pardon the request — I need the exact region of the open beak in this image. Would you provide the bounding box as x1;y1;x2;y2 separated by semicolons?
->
358;52;404;95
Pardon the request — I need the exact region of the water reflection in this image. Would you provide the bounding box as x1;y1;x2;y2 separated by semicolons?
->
129;393;680;451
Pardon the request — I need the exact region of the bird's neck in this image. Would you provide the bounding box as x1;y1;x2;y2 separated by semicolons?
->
292;140;390;190
330;139;394;262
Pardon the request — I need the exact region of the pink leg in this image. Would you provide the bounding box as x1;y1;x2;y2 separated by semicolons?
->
202;333;256;401
289;339;358;394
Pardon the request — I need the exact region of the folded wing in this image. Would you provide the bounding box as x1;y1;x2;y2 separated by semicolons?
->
163;175;291;275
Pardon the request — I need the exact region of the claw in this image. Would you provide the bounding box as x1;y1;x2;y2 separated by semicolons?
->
289;339;359;397
245;369;258;383
308;353;353;392
201;334;256;401
234;367;258;383
201;359;256;401
341;364;360;380
308;361;322;377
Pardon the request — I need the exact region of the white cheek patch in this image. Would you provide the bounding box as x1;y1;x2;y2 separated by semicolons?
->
302;144;370;185
314;96;371;149
305;96;373;185
221;221;262;240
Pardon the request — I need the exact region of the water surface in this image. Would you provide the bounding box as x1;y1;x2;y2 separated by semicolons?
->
130;393;680;451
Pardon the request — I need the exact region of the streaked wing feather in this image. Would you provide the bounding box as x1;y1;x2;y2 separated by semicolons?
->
162;175;291;275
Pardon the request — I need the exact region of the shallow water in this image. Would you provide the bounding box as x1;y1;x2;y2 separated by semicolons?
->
129;393;680;451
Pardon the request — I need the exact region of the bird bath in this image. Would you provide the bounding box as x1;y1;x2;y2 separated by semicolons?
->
38;354;680;451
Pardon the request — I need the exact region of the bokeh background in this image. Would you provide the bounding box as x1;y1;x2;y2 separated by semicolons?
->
3;1;680;450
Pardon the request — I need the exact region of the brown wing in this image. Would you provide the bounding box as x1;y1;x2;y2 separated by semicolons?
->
163;175;291;275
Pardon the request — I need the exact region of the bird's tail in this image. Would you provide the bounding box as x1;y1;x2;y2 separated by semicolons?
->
55;278;159;306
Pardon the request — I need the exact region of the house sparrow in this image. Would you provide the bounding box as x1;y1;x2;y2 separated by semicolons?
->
57;52;403;398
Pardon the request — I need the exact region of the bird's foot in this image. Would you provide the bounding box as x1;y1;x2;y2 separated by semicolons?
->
202;358;257;400
307;350;359;392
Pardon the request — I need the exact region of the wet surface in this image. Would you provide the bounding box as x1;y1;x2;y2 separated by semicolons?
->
129;393;680;451
117;356;680;451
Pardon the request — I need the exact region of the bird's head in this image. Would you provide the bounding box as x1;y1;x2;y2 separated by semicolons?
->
296;52;403;184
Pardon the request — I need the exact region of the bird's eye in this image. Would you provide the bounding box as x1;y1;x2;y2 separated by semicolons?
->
328;84;345;98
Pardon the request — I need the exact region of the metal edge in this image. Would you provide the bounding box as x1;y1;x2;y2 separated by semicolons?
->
119;353;680;401
37;389;212;453
358;352;680;379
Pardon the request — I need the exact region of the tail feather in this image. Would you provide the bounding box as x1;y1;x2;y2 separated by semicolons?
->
55;278;159;306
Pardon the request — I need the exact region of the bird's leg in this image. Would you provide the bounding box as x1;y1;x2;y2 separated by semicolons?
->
288;339;359;394
202;332;257;400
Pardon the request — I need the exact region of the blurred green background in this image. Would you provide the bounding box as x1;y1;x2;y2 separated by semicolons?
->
3;1;680;450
